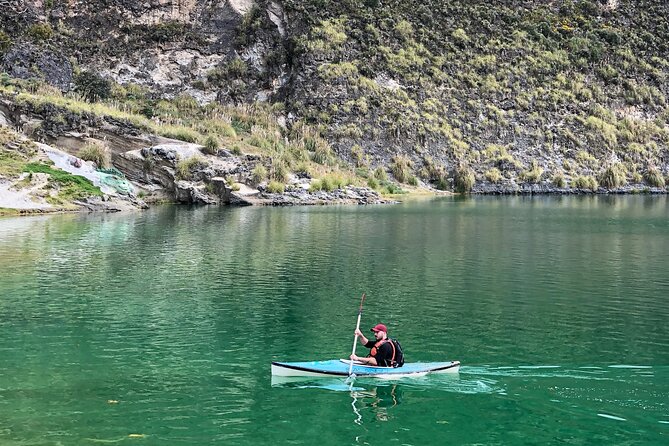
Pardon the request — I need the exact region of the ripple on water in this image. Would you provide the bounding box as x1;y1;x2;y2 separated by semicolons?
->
597;413;627;421
608;365;653;369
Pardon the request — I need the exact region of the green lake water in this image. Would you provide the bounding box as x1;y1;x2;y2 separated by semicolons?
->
0;196;667;445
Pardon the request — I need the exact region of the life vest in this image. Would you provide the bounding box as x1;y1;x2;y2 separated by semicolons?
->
370;338;403;367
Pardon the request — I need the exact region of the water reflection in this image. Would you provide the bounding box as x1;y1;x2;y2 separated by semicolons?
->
270;376;403;424
350;383;401;424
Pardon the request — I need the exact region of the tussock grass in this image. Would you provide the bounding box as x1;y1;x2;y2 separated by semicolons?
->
390;155;412;183
266;180;285;193
552;172;566;188
309;172;352;192
0;149;29;177
454;165;475;193
79;142;110;168
251;164;267;185
176;156;206;180
572;175;598;191
485;168;502;183
202;135;220;155
159;126;201;143
520;160;543;183
598;163;627;189
644;166;665;187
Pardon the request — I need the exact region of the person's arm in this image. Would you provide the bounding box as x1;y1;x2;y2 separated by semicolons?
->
350;329;377;364
350;354;378;366
354;328;369;345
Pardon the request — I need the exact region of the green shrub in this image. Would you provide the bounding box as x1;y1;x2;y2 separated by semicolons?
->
572;175;598;191
598;163;627;189
366;177;379;189
26;23;53;41
394;20;414;39
79;142;110;168
383;182;406;194
454;165;475;193
251;164;267;185
644;166;666;187
435;173;449;190
266;180;285;194
407;175;418;186
226;58;248;78
74;71;112;102
230;144;242;155
149;21;187;43
202;135;220;155
452;28;469;43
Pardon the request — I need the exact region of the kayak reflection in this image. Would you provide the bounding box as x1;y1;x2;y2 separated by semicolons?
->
270;375;405;424
350;383;401;424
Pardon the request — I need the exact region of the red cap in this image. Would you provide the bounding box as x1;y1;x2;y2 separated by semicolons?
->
370;323;387;333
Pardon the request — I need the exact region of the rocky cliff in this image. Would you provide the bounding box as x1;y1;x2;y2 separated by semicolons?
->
1;0;668;194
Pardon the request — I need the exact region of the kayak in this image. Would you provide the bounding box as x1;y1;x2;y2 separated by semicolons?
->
271;359;460;378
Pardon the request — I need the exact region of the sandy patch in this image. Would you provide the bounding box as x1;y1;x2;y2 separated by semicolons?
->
0;178;52;210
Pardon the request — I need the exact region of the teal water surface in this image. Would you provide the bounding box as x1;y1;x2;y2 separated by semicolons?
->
0;196;667;445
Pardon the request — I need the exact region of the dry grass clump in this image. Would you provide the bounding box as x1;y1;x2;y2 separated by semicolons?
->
79;141;110;168
598;163;627;189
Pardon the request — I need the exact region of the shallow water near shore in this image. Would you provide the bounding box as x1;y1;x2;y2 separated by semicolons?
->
1;196;667;445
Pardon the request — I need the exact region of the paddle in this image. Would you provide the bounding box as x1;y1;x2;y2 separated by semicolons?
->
347;293;366;379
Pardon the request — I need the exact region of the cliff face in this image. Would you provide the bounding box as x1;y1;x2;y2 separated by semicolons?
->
0;0;267;102
1;0;669;191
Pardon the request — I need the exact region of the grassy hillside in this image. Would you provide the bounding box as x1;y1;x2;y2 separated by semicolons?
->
0;76;403;196
253;0;669;190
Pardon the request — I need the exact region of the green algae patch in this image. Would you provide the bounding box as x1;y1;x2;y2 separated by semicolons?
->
23;162;103;202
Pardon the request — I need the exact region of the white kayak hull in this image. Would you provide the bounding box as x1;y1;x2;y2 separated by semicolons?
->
271;359;460;378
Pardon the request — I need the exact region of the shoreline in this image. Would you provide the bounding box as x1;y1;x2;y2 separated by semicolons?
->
3;187;667;218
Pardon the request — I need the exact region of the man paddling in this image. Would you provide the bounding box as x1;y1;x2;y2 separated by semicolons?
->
350;323;396;367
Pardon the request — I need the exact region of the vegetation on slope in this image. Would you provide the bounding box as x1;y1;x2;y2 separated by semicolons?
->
243;0;669;190
0;75;404;195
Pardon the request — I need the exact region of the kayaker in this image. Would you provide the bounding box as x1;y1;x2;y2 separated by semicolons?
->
350;323;395;367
